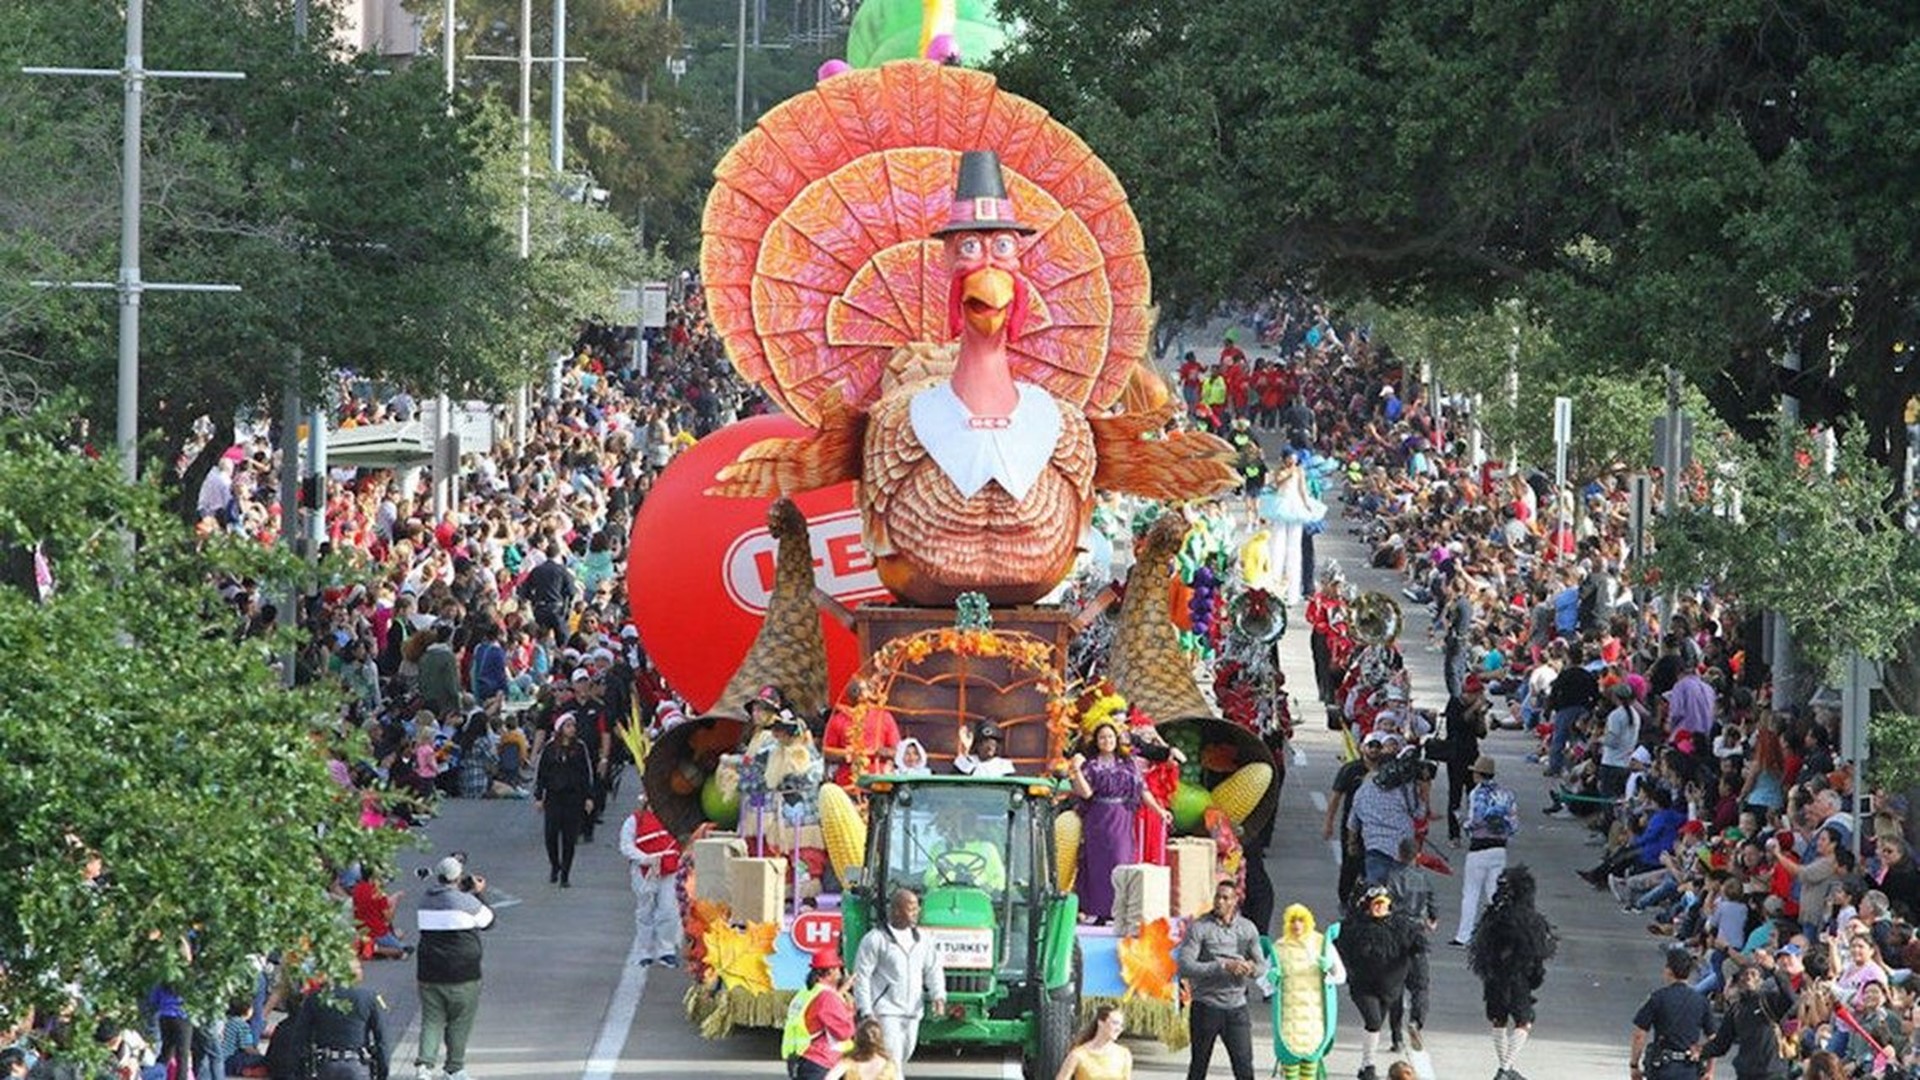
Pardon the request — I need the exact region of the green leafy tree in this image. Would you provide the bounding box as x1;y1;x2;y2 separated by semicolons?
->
0;407;403;1040
991;0;1920;462
412;0;836;257
0;0;642;495
1355;297;1726;482
1651;426;1920;679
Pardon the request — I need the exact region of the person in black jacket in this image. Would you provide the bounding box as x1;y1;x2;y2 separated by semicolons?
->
1544;641;1600;778
292;957;390;1080
1702;956;1794;1080
1875;835;1920;924
414;854;494;1080
515;544;575;638
534;713;596;886
1443;676;1489;843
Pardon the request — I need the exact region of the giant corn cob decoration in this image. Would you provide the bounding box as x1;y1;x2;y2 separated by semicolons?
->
1055;808;1082;891
818;783;866;880
1209;762;1273;826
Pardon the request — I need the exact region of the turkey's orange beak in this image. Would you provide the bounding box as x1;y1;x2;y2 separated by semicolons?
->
960;266;1015;339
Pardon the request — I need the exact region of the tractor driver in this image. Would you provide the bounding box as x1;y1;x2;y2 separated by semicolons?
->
923;804;1007;892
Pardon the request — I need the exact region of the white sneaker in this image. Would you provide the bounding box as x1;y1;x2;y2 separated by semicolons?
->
446;1071;471;1080
414;1066;436;1080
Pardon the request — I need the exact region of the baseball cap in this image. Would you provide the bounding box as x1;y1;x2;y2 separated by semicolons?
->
809;948;843;971
1471;755;1497;777
434;854;466;882
1779;943;1804;957
571;668;592;683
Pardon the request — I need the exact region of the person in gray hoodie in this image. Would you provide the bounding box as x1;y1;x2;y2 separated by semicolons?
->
850;889;944;1076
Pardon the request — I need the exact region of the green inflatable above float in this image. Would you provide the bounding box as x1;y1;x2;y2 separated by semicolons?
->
846;0;1011;68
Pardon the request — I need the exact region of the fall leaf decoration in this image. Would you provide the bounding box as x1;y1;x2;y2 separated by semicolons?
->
1118;917;1179;1002
702;920;779;994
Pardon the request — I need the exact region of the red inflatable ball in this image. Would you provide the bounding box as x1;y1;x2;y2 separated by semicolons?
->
627;415;884;712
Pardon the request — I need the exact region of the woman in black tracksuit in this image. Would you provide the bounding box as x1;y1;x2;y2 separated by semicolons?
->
534;713;595;886
1702;961;1794;1080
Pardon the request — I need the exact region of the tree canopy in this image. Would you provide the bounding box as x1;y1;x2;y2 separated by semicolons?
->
0;407;402;1039
411;0;838;258
0;0;646;482
991;0;1920;459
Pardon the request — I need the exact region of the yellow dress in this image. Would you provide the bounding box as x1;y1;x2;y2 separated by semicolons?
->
1072;1042;1132;1080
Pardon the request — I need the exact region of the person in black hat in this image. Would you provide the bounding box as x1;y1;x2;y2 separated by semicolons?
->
953;720;1014;777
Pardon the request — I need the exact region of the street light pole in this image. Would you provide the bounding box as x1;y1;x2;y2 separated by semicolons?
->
735;0;746;135
550;0;566;173
443;0;456;96
23;0;242;482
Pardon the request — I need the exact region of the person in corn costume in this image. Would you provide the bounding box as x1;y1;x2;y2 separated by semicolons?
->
1268;904;1345;1080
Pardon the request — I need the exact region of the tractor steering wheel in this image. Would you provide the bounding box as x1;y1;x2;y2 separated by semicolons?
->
932;848;991;888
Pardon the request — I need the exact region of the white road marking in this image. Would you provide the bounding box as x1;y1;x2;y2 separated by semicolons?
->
580;924;652;1080
1309;791;1341;864
1001;1051;1024;1078
394;1014;420;1074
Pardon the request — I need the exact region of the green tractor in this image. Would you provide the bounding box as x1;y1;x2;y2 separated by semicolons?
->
846;774;1082;1079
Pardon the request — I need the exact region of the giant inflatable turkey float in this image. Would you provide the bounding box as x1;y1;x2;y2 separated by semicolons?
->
632;58;1290;1040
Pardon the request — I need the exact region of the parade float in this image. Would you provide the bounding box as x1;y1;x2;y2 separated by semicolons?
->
627;58;1291;1073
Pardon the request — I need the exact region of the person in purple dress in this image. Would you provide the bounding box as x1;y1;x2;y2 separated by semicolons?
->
1067;721;1155;924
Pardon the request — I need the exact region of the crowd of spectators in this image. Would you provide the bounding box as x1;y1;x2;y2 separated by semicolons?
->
1172;287;1913;1077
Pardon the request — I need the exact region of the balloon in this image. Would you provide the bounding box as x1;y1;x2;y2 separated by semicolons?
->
627;416;885;712
700;772;741;828
1170;781;1212;834
845;0;1011;68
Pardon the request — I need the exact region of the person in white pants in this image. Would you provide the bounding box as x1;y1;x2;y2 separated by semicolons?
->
618;792;683;967
1450;755;1517;947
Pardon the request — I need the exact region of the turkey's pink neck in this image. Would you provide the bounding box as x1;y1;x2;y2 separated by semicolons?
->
950;334;1018;418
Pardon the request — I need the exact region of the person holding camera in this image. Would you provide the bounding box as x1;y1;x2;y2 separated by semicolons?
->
414;854;494;1080
1346;733;1427;889
1630;947;1716;1080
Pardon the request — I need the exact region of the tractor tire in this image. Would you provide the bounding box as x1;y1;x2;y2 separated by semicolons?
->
1029;942;1081;1080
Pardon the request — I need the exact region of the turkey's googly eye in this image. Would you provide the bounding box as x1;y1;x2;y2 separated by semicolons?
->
958;237;983;258
991;235;1016;258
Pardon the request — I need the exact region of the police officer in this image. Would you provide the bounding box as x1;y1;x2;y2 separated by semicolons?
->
1630;947;1715;1080
298;957;390;1080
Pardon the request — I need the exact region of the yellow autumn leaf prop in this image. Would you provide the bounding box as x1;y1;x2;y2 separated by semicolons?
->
616;712;652;771
1118;917;1179;1002
702;920;779;994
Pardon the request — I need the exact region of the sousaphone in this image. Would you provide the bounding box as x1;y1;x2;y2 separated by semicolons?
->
1351;591;1403;645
